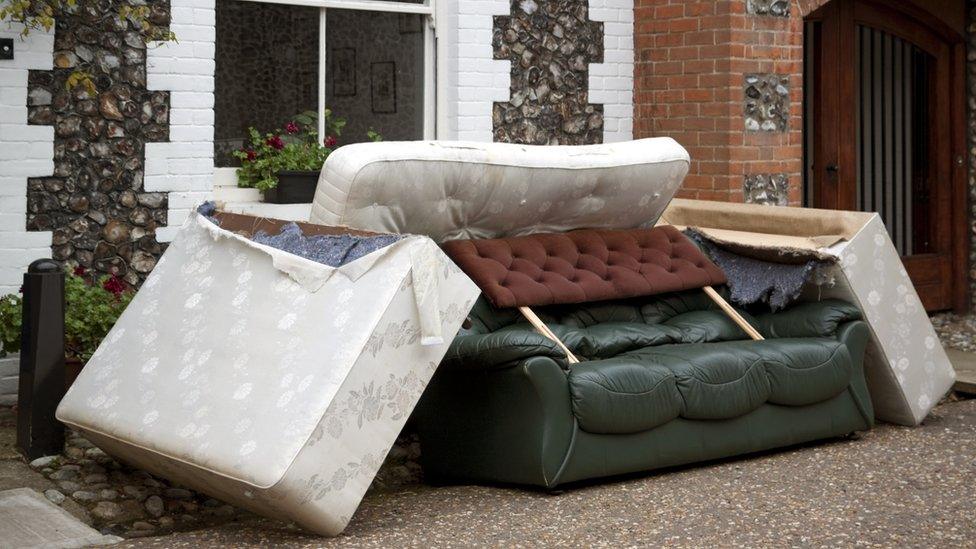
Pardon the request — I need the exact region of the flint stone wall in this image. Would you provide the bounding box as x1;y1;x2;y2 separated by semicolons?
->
26;0;171;286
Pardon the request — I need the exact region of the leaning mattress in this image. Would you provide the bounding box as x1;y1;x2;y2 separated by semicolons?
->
55;211;479;535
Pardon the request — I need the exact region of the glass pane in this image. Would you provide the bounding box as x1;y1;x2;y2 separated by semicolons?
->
214;0;319;167
326;10;425;145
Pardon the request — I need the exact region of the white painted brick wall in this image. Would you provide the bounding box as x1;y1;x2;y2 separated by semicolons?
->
145;0;216;243
0;22;54;296
445;0;511;142
588;0;634;143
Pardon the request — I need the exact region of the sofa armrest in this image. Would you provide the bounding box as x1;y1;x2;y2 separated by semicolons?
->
441;331;568;371
756;299;862;339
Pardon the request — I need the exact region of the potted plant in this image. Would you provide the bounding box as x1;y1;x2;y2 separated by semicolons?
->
0;267;133;389
233;111;382;204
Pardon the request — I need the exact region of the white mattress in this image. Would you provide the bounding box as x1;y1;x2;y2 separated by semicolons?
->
310;138;690;241
56;213;479;534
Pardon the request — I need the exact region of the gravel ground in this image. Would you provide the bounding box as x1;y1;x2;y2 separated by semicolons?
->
118;397;976;548
931;313;976;352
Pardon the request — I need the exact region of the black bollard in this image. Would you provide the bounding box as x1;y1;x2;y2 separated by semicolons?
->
16;259;66;460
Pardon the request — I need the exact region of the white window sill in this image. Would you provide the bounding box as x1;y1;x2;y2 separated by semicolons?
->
218;201;312;222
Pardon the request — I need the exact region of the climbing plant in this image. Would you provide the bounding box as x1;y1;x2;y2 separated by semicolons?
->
0;0;175;93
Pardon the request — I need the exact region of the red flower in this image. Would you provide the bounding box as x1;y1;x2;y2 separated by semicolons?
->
323;135;337;148
285;122;300;134
73;265;87;277
245;149;257;162
102;275;126;297
266;135;285;150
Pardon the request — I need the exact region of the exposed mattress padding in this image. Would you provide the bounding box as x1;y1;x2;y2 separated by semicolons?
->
441;226;727;309
200;202;405;267
684;228;835;311
310;138;691;242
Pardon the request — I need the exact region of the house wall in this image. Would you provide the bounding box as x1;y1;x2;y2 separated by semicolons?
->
634;0;802;205
0;23;54;295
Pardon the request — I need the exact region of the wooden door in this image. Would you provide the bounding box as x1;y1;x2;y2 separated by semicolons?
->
805;0;968;312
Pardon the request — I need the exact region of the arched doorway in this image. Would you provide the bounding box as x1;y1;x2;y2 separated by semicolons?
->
803;0;968;312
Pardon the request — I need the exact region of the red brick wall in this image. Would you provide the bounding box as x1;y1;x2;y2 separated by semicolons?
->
634;0;818;205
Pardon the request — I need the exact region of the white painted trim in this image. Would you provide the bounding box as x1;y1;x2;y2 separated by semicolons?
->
318;8;327;139
423;16;436;139
237;0;432;15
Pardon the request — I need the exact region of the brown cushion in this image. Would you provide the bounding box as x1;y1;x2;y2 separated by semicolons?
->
442;226;728;308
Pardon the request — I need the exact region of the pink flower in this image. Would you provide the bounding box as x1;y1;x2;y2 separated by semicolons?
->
266;135;285;150
323;135;337;148
285;122;300;134
102;275;126;297
72;265;87;277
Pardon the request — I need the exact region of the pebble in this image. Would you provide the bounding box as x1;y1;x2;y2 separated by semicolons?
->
163;488;193;500
85;447;108;459
30;456;59;469
44;489;65;505
99;489;119;501
122;485;149;501
143;478;164;488
84;473;109;485
91;501;122;521
214;505;235;517
72;490;99;502
144;495;164;518
49;469;78;481
158;516;175;529
131;521;155;531
64;447;85;459
58;481;82;493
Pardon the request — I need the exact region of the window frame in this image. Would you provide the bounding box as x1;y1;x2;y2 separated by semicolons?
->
234;0;438;140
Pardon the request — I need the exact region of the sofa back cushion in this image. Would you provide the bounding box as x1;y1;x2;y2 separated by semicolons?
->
442;226;727;308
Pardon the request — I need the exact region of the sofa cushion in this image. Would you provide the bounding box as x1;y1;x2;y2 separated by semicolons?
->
442;226;727;308
568;358;683;434
568;338;853;433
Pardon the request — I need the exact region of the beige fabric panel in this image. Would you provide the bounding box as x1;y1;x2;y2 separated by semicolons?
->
310;138;691;242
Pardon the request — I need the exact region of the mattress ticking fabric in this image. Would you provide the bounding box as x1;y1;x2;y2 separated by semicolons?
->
55;210;480;536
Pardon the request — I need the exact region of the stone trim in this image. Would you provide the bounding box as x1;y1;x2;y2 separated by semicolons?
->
744;74;790;132
748;1;790;17
492;0;605;144
744;174;790;206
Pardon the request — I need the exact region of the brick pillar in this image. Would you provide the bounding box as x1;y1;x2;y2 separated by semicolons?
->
634;0;805;205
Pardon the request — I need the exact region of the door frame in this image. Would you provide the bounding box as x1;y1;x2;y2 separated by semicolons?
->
805;0;969;312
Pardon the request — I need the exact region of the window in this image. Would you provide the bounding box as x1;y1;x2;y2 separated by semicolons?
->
214;0;436;167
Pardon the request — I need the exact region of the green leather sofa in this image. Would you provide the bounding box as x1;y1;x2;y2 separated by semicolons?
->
415;290;875;489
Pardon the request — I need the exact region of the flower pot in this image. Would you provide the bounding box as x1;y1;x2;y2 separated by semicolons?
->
263;170;319;204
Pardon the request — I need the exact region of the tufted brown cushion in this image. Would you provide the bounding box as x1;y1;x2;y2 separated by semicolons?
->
442;226;727;308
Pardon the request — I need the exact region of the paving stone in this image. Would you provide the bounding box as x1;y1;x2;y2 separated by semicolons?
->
0;488;119;547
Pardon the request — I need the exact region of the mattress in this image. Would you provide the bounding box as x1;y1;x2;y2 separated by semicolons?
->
310;138;690;242
55;211;479;535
